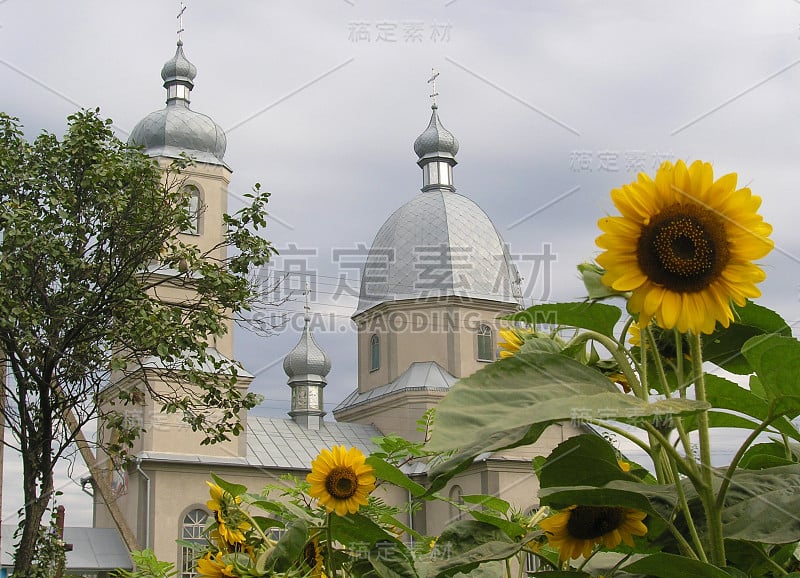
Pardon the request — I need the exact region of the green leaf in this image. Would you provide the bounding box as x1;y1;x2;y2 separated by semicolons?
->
743;334;800;416
366;540;419;578
722;464;800;543
367;456;427;498
461;494;510;515
264;519;308;573
694;375;800;442
419;520;520;578
739;442;798;470
427;352;707;485
538;435;638;489
505;302;622;338
702;301;791;375
539;480;681;522
330;512;399;548
468;509;526;540
210;472;247;497
623;553;731;577
578;261;628;302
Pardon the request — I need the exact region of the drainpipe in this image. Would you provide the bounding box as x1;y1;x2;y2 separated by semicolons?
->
407;489;414;548
135;458;151;550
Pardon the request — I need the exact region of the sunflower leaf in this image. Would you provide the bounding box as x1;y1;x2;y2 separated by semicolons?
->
697;375;800;441
622;552;731;578
210;472;247;498
330;512;399;548
264;518;308;573
366;539;419;578
703;301;791;375
504;302;622;338
742;334;800;416
461;494;510;515
721;464;800;543
367;455;427;498
538;435;640;489
418;520;520;578
426;352;708;487
538;480;682;522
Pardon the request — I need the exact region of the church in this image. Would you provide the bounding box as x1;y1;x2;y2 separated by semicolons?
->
88;37;583;576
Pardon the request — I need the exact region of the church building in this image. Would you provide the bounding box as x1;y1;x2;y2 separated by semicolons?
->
90;38;582;576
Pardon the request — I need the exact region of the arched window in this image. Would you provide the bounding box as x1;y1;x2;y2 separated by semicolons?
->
477;324;493;362
180;508;208;578
370;334;380;371
183;185;202;236
448;485;464;522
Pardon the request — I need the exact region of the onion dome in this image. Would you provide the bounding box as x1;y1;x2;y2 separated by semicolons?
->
413;104;460;160
128;41;228;167
283;315;332;385
355;190;522;314
354;100;522;315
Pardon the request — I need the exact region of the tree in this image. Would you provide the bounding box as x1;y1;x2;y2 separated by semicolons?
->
0;109;275;575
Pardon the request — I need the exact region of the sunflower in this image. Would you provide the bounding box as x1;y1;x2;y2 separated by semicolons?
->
498;327;531;358
539;505;647;562
597;160;773;335
307;445;376;516
196;552;236;578
303;538;326;578
206;481;251;546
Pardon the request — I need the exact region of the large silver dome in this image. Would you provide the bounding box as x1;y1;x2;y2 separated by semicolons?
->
356;190;523;314
129;105;227;166
128;41;228;167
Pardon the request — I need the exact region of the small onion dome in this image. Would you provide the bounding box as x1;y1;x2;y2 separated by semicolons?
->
413;104;460;160
161;39;197;86
283;324;332;384
128;41;227;167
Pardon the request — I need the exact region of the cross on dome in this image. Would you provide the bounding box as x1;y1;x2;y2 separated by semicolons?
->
428;68;440;108
177;1;187;43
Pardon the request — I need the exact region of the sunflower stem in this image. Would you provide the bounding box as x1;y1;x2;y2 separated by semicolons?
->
588;420;651;455
665;450;707;563
715;413;777;511
566;330;642;398
646;327;698;478
642;423;704;489
688;333;726;567
326;513;336;578
639;325;667;483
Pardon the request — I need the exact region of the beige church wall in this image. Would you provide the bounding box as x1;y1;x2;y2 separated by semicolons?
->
134;462;407;569
98;373;250;459
355;297;519;393
333;391;446;442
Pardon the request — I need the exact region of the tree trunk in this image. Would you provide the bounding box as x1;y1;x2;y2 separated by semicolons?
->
64;407;141;553
14;447;53;576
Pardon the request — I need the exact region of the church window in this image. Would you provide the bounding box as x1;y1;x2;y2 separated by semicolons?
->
370;334;380;371
180;508;208;578
183;185;202;236
448;485;464;522
477;324;493;362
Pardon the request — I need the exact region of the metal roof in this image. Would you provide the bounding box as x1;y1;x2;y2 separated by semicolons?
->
334;361;457;414
246;417;382;470
1;525;132;572
355;190;523;314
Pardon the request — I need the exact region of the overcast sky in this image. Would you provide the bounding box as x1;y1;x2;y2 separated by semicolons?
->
2;0;800;528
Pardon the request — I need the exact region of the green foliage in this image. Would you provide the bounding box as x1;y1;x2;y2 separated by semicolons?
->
0;109;275;573
111;549;177;578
